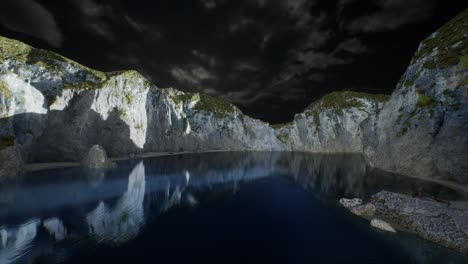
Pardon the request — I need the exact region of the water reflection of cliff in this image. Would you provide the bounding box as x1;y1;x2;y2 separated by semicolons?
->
0;152;465;263
86;161;146;243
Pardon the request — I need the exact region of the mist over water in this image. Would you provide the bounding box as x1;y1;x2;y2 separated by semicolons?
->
0;152;466;264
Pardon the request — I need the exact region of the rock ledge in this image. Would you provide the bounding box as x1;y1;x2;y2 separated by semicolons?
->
341;191;468;253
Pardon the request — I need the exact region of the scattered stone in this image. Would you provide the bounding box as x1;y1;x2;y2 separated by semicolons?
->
81;145;116;169
371;219;396;233
0;146;23;178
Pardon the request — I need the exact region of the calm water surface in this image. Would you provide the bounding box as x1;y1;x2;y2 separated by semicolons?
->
0;152;467;264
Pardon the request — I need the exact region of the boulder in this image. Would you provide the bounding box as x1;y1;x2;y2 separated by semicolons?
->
0;146;23;178
370;219;396;233
81;145;116;169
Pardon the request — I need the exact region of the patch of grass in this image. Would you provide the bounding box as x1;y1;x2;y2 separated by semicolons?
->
404;79;414;87
194;94;238;118
120;109;128;118
0;81;11;99
46;95;57;107
461;54;468;68
304;91;389;127
135;123;144;130
462;76;468;86
411;9;468;68
416;94;436;108
0;136;15;151
451;103;461;111
124;92;133;104
0;36;32;62
271;122;292;129
422;60;436;70
276;133;290;144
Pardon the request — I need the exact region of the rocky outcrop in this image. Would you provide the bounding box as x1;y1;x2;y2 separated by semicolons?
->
81;145;116;169
272;92;388;153
0;9;466;183
361;9;468;184
341;191;468;253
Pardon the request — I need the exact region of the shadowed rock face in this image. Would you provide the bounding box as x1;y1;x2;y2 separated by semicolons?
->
361;9;468;185
0;10;467;184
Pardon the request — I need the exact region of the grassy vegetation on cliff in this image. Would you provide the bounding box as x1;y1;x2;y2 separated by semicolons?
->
194;94;239;118
304;91;389;127
271;122;292;129
0;81;11;99
412;8;468;69
0;36;32;62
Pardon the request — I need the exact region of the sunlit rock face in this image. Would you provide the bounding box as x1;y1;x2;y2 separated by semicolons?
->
361;10;468;184
0;36;281;164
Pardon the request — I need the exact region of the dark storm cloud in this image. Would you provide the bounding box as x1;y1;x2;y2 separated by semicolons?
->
0;0;63;47
170;64;218;90
1;0;463;123
71;0;116;40
336;38;369;54
344;0;437;32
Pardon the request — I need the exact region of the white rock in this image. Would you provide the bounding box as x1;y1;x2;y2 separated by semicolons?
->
339;198;362;209
81;145;116;169
371;219;396;233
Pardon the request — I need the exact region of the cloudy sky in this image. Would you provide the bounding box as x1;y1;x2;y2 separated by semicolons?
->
0;0;465;123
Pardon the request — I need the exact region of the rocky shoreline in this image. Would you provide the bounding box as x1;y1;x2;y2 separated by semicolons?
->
340;191;468;253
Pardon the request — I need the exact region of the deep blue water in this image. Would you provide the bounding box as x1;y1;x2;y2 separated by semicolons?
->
0;152;466;264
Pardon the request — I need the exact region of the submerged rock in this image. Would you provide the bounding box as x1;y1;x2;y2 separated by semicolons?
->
370;219;396;233
81;145;116;169
342;191;468;253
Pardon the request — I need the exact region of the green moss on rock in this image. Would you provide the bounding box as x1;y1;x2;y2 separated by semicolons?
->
194;94;238;118
0;135;15;151
0;36;32;62
271;122;292;129
461;54;468;68
304;91;389;127
422;60;436;70
416;94;436;108
411;8;468;68
0;80;11;99
276;133;290;144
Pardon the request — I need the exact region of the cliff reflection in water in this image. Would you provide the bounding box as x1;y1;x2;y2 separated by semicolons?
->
0;152;465;264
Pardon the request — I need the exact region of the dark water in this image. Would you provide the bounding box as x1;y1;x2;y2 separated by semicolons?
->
0;152;466;264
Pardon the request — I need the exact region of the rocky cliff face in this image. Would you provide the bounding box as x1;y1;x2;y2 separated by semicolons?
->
272;91;388;153
361;9;468;184
0;37;281;163
0;9;467;184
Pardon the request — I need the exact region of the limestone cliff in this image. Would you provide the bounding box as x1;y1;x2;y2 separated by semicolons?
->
0;37;281;163
361;9;468;184
0;9;466;185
